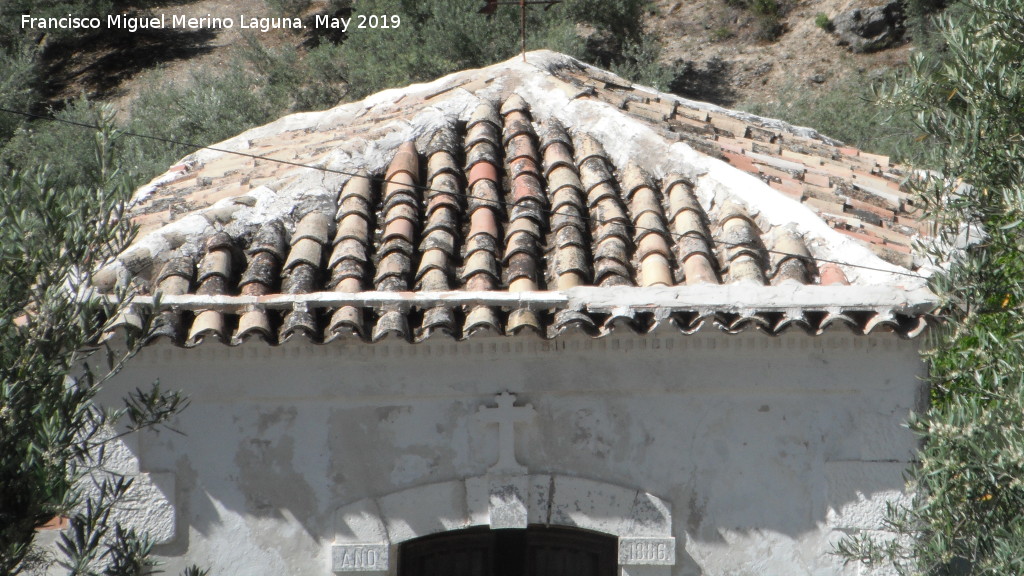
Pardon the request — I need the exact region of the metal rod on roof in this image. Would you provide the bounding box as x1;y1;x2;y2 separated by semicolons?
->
477;0;562;62
521;0;526;61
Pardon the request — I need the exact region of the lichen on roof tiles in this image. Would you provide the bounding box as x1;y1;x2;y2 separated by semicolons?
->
98;51;937;345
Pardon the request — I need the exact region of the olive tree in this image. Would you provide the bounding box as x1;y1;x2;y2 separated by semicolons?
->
837;1;1024;574
0;107;199;576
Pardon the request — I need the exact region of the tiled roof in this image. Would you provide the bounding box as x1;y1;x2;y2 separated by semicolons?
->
549;67;929;270
97;51;937;345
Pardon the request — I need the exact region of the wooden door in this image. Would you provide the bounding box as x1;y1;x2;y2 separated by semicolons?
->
400;526;615;576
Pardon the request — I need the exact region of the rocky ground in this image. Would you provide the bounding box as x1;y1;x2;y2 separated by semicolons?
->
38;0;913;119
650;0;911;107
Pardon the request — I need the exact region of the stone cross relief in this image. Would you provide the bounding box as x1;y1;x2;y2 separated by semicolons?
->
477;392;536;474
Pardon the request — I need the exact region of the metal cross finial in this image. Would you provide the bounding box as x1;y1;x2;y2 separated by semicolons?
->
478;0;563;62
477;391;536;474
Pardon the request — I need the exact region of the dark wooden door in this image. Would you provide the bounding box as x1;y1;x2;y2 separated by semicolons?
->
400;526;616;576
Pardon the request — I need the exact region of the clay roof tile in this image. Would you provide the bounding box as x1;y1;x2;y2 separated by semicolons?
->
385;141;419;180
248;220;288;258
468;102;501;130
500;93;530;116
284;238;323;270
292;212;331;245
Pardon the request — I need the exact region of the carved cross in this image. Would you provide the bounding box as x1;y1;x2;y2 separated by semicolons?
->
478;392;536;474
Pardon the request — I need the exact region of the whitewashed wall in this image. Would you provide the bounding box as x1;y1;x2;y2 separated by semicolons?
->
95;328;926;576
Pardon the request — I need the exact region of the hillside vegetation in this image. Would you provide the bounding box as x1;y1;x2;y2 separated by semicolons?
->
0;0;951;187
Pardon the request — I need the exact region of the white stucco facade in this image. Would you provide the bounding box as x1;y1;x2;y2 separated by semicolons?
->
91;328;925;576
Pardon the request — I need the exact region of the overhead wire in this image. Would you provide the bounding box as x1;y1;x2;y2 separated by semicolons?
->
0;105;929;280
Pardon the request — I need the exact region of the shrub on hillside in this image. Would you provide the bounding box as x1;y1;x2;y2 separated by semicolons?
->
1;97;121;190
611;36;687;92
814;12;833;31
0;46;36;145
2;32;352;187
724;0;785;41
237;35;348;111
127;67;278;177
741;74;928;164
339;0;658;98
